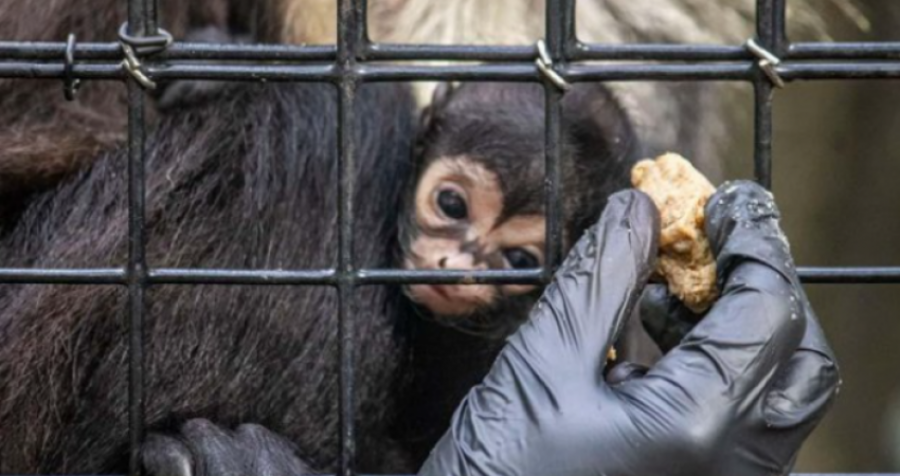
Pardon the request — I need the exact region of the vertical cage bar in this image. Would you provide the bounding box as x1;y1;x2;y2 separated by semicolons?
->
771;0;788;56
753;0;779;189
337;1;363;475
543;0;568;276
125;0;156;474
752;81;774;189
356;0;371;60
561;0;579;55
143;0;159;35
125;81;148;476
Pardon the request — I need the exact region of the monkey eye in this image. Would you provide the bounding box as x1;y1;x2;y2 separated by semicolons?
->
503;248;539;270
436;189;468;220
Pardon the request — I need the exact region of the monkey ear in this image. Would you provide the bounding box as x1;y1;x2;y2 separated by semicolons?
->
419;83;456;132
415;83;457;160
561;83;641;164
560;83;643;243
431;82;455;108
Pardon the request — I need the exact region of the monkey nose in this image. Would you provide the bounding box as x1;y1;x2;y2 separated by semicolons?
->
437;253;482;270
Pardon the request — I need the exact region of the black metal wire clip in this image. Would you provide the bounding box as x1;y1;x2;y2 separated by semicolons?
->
117;22;173;90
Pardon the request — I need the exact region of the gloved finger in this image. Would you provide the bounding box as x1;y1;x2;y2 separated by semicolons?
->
707;182;841;426
639;283;701;352
507;189;658;379
639;261;805;418
142;433;194;476
638;181;808;407
763;297;839;429
706;180;799;289
736;297;840;473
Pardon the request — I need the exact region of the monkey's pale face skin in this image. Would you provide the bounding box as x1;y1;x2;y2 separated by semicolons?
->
405;156;545;316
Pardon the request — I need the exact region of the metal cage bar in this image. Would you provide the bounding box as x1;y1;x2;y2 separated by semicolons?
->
0;0;897;474
125;0;158;473
753;0;778;189
541;0;568;277
8;61;900;82
336;0;364;474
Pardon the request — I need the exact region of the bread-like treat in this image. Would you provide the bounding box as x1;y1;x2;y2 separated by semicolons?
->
631;153;718;313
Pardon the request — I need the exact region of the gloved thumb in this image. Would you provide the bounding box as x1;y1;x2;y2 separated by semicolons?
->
507;190;659;383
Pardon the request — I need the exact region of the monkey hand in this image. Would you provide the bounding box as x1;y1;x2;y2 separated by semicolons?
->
418;185;839;476
142;419;313;476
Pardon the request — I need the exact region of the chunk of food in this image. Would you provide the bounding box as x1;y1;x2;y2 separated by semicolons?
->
631;153;718;313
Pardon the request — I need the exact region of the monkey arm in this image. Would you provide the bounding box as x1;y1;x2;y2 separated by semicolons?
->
0;87;125;222
419;185;838;476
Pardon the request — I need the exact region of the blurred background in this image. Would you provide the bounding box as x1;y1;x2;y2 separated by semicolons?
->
726;2;900;472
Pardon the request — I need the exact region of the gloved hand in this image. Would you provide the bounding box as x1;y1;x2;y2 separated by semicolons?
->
418;182;840;476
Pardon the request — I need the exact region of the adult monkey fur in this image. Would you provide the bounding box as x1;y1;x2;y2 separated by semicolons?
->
0;81;420;473
0;61;640;476
0;0;320;220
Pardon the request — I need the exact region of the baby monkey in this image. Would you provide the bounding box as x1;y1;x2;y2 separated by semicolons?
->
401;82;641;334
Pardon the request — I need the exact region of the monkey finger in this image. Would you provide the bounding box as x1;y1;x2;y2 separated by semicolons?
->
179;419;245;476
507;189;658;379
142;433;194;476
235;423;314;476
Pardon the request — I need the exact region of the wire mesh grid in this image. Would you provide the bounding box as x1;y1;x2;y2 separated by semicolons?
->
0;0;899;475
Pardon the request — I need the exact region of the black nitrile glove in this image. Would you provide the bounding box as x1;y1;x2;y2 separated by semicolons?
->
418;183;840;476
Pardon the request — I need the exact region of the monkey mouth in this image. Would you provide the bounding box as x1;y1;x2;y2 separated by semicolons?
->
406;283;453;306
422;284;451;299
405;283;486;317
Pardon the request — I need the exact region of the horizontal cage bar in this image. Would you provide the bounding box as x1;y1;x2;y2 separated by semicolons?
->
3;61;900;82
4;40;900;62
0;267;896;285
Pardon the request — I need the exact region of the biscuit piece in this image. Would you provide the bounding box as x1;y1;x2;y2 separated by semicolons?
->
631;153;718;313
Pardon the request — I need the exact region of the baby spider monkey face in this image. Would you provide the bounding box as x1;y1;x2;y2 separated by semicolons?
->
404;156;545;317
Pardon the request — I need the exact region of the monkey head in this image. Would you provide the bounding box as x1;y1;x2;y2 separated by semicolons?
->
400;83;550;329
399;82;639;336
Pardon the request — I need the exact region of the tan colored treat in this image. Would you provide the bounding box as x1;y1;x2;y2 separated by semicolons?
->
631;153;718;313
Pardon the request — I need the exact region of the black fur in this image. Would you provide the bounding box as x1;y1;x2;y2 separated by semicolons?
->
0;80;643;475
1;1;644;475
0;82;418;473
